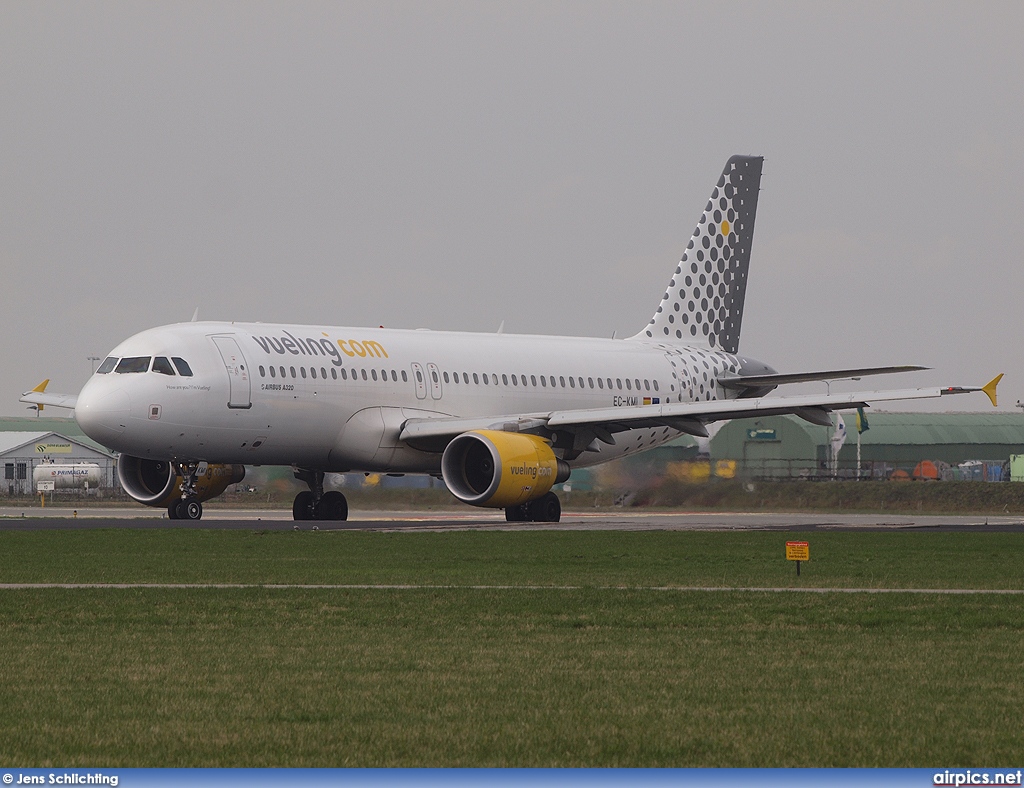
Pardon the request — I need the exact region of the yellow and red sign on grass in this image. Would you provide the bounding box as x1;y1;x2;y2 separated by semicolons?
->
786;541;809;562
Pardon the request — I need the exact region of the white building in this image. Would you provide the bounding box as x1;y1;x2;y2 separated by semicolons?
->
1;431;116;496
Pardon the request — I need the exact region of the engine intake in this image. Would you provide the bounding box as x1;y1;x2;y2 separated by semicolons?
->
117;455;245;507
441;430;569;508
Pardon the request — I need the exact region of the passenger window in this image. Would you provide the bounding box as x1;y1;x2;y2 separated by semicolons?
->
511;374;518;386
382;369;387;380
531;375;537;386
290;367;296;378
340;369;348;380
626;379;632;390
301;368;308;379
96;357;118;374
607;378;613;389
310;368;317;379
152;357;175;376
171;358;193;377
483;374;489;386
361;369;368;381
371;369;377;381
431;370;438;383
569;377;575;388
443;371;450;383
332;369;338;380
259;366;266;377
588;377;594;388
472;373;479;384
598;378;604;389
644;380;650;391
616;379;623;390
270;366;276;378
322;367;327;379
540;376;546;387
559;376;566;387
279;366;286;378
401;370;408;382
416;370;423;382
502;374;508;385
653;380;659;392
115;357;151;374
635;379;641;390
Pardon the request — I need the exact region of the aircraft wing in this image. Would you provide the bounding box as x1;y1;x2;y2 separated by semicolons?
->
20;380;79;411
400;376;1002;448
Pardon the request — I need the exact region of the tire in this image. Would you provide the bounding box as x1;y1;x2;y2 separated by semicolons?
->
505;505;524;522
293;490;314;521
316;490;348;521
182;499;203;521
533;492;561;523
167;501;180;520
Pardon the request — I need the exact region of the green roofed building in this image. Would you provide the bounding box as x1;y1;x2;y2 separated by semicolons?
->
704;412;1024;480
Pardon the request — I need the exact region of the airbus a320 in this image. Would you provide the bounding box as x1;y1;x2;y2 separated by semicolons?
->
22;156;1000;522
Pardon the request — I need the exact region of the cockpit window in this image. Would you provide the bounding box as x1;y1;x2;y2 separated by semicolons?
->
96;357;118;374
171;357;193;377
152;357;175;376
115;357;151;374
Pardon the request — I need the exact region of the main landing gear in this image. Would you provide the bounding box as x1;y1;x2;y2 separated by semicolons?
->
292;469;349;523
505;491;561;523
167;462;204;521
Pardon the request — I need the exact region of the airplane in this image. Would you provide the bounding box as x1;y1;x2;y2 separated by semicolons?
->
21;155;1001;522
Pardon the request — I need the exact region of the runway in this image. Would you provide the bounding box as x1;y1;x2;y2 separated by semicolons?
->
2;506;1023;531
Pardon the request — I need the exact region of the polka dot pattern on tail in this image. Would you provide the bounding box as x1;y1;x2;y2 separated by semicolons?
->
635;156;762;354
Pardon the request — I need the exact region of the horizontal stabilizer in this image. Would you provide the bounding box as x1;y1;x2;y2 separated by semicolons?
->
20;380;78;411
718;365;928;390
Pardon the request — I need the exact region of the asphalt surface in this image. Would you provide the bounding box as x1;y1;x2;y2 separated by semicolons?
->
2;506;1024;531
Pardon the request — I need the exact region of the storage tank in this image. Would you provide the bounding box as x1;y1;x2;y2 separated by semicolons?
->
32;463;103;489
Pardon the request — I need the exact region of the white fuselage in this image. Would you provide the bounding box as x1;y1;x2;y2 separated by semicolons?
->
75;321;758;473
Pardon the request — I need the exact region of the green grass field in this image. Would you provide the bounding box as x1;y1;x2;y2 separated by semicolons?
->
1;529;1022;766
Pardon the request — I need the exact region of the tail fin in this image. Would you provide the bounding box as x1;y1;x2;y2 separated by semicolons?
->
633;155;762;353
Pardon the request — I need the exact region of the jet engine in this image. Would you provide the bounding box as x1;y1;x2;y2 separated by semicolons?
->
441;430;569;508
117;455;245;508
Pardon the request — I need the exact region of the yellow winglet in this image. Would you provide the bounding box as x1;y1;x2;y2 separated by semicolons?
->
31;379;50;393
982;374;1003;408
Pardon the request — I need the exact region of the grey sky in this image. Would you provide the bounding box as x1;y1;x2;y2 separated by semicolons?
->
2;1;1022;416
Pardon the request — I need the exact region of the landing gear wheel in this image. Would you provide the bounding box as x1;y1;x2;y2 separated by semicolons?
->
177;498;203;521
168;501;181;520
293;490;314;521
316;490;348;521
505;504;527;522
533;492;561;523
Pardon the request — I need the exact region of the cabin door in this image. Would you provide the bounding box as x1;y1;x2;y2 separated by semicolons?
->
211;336;252;409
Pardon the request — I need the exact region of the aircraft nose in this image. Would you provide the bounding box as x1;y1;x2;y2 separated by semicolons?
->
76;385;132;446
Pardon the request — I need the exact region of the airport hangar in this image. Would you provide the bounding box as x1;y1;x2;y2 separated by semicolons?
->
573;412;1024;485
0;416;116;496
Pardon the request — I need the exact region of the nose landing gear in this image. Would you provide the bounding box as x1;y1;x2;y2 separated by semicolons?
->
293;469;349;523
166;461;203;521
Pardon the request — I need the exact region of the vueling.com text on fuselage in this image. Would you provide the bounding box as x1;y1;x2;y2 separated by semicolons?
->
251;332;389;367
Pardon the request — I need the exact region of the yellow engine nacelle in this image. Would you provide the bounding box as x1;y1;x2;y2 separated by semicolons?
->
441;430;569;508
117;455;245;508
